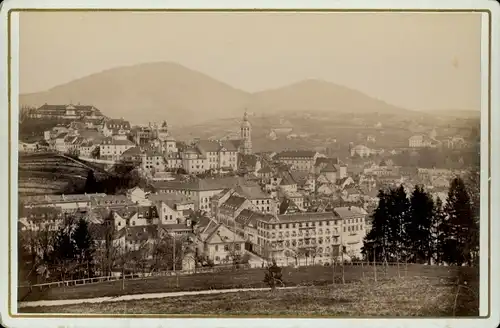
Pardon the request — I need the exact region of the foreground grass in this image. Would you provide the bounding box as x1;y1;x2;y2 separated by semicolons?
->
20;264;478;303
21;276;478;317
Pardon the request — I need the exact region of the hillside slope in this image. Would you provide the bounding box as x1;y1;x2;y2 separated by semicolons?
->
20;62;412;125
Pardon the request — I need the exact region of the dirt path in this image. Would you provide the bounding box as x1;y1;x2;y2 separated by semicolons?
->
18;286;301;309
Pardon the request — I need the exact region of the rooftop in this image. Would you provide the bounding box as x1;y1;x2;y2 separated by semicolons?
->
275;212;339;223
235;184;271;200
275;150;317;159
334;206;368;218
152;176;242;192
221;195;247;209
100;137;135;146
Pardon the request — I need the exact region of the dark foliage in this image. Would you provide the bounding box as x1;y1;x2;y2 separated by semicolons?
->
263;261;284;289
363;175;478;266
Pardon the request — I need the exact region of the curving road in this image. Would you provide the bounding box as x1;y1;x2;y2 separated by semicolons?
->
18;286;302;309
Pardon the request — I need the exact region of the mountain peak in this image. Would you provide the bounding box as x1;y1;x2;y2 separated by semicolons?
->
20;62;409;124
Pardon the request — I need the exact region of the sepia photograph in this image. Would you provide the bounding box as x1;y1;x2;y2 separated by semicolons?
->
1;1;499;327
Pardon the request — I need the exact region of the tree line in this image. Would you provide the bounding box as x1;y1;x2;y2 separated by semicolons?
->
19;216;97;284
362;175;479;266
19;212;187;286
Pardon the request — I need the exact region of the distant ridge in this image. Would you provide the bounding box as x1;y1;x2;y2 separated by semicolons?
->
21;61;415;125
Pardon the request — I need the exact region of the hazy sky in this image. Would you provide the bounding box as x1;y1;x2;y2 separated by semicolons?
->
19;11;482;111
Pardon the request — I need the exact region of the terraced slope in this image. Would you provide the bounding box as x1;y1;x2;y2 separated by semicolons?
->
18;152;111;195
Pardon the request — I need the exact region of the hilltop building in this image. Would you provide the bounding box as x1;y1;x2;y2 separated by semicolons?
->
29;103;104;120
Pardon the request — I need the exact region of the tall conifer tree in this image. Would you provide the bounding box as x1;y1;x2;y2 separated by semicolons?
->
442;177;477;265
407;185;434;263
362;189;391;262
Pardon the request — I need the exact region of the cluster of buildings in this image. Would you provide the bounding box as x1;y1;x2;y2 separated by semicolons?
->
408;129;468;149
19;178;370;268
19;103;470;271
25;104;254;178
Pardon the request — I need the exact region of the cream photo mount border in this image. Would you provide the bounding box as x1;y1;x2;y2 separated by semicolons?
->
0;1;498;328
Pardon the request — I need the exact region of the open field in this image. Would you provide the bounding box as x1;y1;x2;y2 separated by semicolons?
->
20;276;478;316
19;264;478;303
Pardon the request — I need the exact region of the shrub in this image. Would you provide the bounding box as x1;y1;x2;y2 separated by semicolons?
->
263;260;284;290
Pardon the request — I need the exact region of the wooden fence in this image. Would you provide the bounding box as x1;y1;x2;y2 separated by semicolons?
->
19;264;252;291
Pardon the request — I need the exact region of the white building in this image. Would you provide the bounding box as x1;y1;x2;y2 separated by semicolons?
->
99;137;135;161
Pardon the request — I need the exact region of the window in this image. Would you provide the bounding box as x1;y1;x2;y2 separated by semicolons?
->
344;227;346;232
235;244;241;250
215;245;219;251
215;256;220;261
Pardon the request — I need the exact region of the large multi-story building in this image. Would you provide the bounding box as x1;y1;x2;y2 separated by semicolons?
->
181;146;208;175
102;119;131;137
133;126;156;146
254;207;368;264
333;206;368;259
141;150;166;172
196;140;239;171
29;103;104;120
408;135;441;148
99;137;136;161
273;150;320;172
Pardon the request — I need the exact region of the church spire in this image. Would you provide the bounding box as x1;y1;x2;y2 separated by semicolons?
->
240;109;252;155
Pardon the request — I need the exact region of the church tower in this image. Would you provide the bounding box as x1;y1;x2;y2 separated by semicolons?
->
240;110;252;155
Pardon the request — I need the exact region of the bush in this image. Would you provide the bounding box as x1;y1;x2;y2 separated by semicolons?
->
263;260;284;290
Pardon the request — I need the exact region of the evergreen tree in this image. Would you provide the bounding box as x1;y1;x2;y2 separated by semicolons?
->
73;218;96;279
432;197;446;265
84;170;98;193
362;189;391;262
50;222;77;280
407;185;434;264
387;185;410;261
442;177;478;265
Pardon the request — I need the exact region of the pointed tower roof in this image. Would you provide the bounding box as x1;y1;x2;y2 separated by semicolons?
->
241;109;251;128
